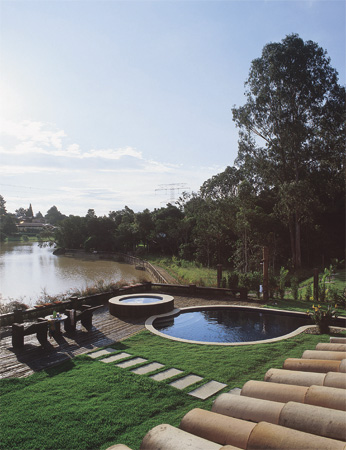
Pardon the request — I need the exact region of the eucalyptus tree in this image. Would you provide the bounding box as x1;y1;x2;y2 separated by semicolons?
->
200;166;241;200
232;34;345;268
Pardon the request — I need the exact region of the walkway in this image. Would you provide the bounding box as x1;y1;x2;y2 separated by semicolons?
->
85;346;227;400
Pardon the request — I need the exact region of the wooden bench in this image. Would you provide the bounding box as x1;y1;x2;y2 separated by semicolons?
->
12;320;49;348
64;305;101;332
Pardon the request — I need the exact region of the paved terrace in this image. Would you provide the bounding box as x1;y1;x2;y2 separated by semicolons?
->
0;295;260;379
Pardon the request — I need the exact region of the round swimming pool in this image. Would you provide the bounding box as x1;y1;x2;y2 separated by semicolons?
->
147;306;315;345
109;293;174;319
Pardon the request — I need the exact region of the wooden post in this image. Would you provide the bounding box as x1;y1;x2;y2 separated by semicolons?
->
13;309;23;324
313;268;319;302
262;247;269;301
217;264;222;288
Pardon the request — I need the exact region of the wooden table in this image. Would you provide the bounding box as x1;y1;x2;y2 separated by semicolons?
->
45;314;68;335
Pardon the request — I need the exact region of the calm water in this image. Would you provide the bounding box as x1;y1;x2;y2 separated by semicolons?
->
121;296;163;304
0;242;149;304
154;308;311;343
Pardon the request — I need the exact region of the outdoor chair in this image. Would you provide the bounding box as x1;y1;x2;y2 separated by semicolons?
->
64;304;101;332
12;320;49;349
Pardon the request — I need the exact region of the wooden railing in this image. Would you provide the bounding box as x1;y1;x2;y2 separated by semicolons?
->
0;282;251;327
93;251;171;284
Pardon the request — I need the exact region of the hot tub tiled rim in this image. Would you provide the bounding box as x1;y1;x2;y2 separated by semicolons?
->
109;293;175;319
145;305;346;346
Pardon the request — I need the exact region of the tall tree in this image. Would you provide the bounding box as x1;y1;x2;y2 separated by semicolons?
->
0;195;7;215
232;34;345;268
45;206;66;225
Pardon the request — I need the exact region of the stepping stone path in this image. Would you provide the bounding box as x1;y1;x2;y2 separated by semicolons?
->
228;387;242;395
189;381;227;400
131;362;165;375
116;357;147;368
169;374;203;390
150;368;183;381
88;348;117;359
85;348;228;400
101;352;132;363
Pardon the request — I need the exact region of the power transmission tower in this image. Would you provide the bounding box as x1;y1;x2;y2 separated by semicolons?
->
155;183;190;203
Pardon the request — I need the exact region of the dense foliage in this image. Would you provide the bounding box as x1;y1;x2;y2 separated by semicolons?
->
1;34;344;273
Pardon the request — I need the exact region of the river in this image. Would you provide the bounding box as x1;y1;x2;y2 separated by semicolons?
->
0;242;150;305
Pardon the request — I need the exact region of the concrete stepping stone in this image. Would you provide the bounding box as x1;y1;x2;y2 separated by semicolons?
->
131;362;165;375
101;352;132;363
169;374;203;390
87;348;116;359
116;357;147;368
188;380;227;400
228;387;242;395
150;368;183;381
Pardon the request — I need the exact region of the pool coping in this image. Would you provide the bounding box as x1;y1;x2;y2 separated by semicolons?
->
145;304;346;346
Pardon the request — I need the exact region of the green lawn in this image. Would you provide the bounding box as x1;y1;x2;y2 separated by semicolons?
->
146;255;218;286
0;330;337;450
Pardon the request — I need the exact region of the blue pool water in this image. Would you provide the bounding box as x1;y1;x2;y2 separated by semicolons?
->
154;308;312;343
121;296;163;304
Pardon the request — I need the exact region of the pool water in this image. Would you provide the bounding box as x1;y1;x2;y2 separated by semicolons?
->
154;308;311;343
120;296;163;304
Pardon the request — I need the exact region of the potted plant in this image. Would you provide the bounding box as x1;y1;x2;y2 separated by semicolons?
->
307;303;338;334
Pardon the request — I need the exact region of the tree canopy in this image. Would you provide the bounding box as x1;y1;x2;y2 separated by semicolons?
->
232;33;345;268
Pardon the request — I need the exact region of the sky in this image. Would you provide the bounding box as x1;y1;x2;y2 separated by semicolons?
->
0;0;345;217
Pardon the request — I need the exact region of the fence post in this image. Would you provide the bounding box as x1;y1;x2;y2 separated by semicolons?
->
13;308;23;324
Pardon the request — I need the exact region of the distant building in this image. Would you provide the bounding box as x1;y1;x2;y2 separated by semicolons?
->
16;221;54;233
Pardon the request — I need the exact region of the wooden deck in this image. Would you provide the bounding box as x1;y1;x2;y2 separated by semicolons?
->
0;295;260;379
0;305;146;379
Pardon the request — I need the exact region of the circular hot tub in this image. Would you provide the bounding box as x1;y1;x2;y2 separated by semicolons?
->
109;293;174;319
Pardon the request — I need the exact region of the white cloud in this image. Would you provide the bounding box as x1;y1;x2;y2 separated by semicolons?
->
0;119;145;161
84;147;143;160
0;119;226;215
0;119;66;149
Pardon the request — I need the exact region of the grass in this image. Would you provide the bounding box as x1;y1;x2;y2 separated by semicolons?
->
146;255;219;286
0;330;338;450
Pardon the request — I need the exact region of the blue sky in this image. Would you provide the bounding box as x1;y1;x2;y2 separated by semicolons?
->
0;0;345;217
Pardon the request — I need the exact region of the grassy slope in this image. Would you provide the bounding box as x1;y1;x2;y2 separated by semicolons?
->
0;331;334;450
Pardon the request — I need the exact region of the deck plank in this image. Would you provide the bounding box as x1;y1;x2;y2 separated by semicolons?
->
0;305;144;378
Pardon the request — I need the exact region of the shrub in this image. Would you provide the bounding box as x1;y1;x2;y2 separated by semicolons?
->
238;271;262;296
305;283;312;301
278;266;289;300
0;299;29;314
227;271;239;288
291;276;299;301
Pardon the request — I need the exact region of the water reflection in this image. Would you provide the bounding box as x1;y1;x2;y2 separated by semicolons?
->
155;308;311;343
0;242;149;304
